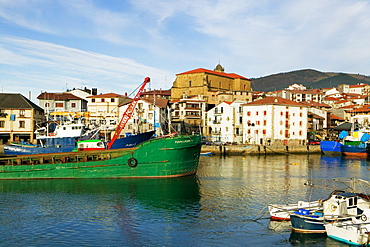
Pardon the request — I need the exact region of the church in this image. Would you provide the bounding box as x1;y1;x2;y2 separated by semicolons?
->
171;63;253;107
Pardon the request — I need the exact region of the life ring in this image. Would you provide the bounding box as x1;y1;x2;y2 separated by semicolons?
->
329;204;337;212
127;158;138;167
361;214;368;222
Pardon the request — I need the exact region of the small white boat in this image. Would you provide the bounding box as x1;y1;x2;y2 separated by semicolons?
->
200;152;212;156
325;209;370;246
268;200;321;221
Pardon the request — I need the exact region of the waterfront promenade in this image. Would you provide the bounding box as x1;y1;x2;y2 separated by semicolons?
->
201;144;321;155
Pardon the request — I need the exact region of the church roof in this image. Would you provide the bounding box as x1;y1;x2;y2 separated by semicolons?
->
177;68;250;80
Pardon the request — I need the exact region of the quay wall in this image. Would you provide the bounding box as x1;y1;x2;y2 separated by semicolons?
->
0;143;321;156
201;144;321;155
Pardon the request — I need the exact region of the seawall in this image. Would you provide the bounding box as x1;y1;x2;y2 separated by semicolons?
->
201;144;321;155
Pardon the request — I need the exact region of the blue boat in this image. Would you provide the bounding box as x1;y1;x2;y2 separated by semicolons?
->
341;143;368;157
320;141;342;155
4;131;155;155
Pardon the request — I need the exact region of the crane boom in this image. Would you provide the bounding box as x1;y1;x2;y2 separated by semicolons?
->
107;77;150;149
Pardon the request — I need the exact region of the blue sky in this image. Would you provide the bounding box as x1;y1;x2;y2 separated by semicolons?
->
1;0;370;102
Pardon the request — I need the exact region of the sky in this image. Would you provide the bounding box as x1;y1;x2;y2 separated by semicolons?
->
1;0;370;103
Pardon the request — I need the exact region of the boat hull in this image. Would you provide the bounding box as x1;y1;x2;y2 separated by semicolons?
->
341;144;368;157
0;135;202;179
326;223;370;246
320;141;342;155
290;214;326;233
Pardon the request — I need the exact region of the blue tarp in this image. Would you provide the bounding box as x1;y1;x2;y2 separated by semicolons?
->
361;133;370;142
339;130;348;139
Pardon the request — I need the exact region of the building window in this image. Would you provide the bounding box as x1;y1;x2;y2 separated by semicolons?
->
263;120;267;126
0;121;4;128
19;110;25;117
92;99;96;103
300;121;302;126
299;131;302;136
101;98;105;102
226;127;229;132
71;103;76;108
264;111;267;116
263;129;266;135
256;112;259;116
45;102;50;108
111;98;115;102
56;103;63;108
239;116;242;124
247;111;251;116
19;121;25;128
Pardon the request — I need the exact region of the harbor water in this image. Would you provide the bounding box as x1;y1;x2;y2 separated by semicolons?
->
0;154;369;246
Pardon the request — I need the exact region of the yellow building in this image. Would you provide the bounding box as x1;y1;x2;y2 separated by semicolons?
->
171;64;253;105
0;93;45;144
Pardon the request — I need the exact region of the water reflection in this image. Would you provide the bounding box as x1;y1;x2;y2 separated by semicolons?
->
0;177;201;246
268;220;291;232
289;231;327;245
0;155;370;246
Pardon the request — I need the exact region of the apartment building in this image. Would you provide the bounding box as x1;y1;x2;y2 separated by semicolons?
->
170;96;206;134
37;92;88;115
242;97;309;145
206;101;245;144
86;93;131;137
120;98;169;137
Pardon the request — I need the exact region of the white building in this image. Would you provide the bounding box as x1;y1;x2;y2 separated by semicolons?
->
206;101;245;144
123;98;169;137
242;97;309;145
170;96;206;134
86;93;131;137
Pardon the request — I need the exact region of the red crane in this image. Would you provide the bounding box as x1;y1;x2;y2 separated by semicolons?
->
107;77;150;149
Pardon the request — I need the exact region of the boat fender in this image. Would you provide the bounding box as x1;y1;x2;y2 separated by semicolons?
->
361;214;367;222
127;158;138;167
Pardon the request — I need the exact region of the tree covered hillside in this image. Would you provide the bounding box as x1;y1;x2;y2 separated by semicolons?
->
251;69;370;91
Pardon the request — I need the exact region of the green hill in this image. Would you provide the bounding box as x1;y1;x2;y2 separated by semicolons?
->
251;69;370;91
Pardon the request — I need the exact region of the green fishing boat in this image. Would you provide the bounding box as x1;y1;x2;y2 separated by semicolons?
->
0;135;202;179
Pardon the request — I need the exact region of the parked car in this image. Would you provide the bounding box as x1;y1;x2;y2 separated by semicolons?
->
308;140;320;145
202;139;213;145
213;141;226;146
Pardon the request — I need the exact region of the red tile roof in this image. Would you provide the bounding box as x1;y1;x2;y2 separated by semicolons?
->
300;101;331;108
177;68;250;80
285;89;324;95
37;92;83;100
244;97;306;106
349;84;367;88
330;114;345;121
87;93;126;98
